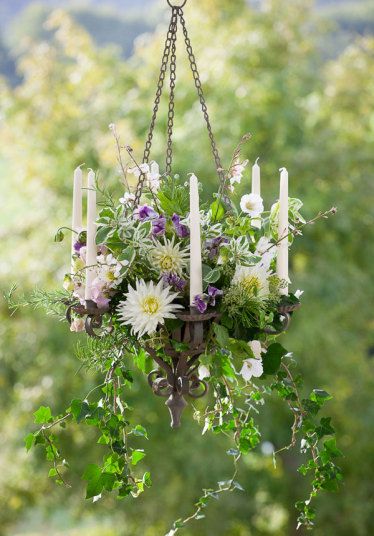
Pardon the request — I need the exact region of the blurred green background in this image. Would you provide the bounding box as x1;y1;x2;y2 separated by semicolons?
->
0;0;373;534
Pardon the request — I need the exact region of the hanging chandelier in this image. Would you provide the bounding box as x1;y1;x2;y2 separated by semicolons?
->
24;1;341;532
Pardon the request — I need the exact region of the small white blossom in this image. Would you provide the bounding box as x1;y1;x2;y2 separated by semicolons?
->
295;289;304;299
240;193;264;217
240;358;263;381
119;192;135;205
198;365;210;380
255;236;276;271
248;340;264;360
70;317;85;332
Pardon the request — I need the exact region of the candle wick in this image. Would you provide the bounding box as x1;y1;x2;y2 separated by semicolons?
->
77;163;85;169
279;167;287;172
255;157;260;165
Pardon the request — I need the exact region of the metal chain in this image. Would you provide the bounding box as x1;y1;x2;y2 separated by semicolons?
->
134;3;228;205
134;8;178;206
178;11;226;191
166;13;178;175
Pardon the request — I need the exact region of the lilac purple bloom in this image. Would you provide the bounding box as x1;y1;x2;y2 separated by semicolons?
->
73;240;85;253
135;205;159;221
205;236;228;259
207;285;223;306
193;294;208;313
193;286;223;313
172;213;189;238
152;216;166;236
163;272;187;292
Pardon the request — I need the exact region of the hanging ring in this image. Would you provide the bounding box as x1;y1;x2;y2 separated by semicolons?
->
167;0;187;8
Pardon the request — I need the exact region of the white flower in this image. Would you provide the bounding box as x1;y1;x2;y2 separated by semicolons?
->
295;289;304;299
233;264;270;297
150;236;189;275
229;160;248;189
96;254;126;289
119;192;135;205
240;193;264;217
248;340;264;360
240;358;263;381
198;365;210;380
255;236;276;271
148;161;161;192
70;318;85;332
128;162;149;179
117;279;183;337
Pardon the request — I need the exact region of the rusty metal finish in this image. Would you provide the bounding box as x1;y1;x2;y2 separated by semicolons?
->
146;308;219;428
261;303;300;335
66;300;110;338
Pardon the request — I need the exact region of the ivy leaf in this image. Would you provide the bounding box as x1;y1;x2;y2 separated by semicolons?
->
33;406;52;424
118;246;135;264
228;339;253;359
142;471;152;487
310;389;333;405
82;464;103;500
132;425;148;439
24;433;35;451
131;450;146;466
262;343;287;375
213;323;229;348
315;417;335;439
133;349;152;374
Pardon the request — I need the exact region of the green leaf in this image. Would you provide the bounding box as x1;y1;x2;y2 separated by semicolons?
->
262;343;287;375
310;389;333;405
132;425;148;439
96;225;114;244
24;433;35;451
213;323;229;348
204;268;222;284
118;246;135;264
210;199;225;221
228;339;253;359
82;464;103;500
48;468;58;478
131;449;146;466
54;229;64;242
142;471;152;487
33;406;52;424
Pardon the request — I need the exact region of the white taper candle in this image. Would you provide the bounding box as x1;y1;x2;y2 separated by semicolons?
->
251;157;261;229
71;165;83;273
277;167;289;295
189;174;203;306
85;169;97;301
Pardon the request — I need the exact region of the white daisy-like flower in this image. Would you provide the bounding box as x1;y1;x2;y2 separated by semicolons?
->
240;193;264;217
233;264;270;297
150;236;189;275
117;279;183;337
248;340;264;360
240;358;263;381
255;236;276;271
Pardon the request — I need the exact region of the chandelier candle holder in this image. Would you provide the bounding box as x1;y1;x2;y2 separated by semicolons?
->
25;1;341;531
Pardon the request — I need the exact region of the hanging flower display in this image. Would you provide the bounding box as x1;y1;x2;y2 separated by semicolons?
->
20;1;342;534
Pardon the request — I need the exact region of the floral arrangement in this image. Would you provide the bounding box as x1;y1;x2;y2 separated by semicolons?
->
17;129;342;534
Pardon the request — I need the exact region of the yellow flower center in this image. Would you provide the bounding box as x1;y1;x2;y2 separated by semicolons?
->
106;271;116;281
242;275;261;294
141;296;161;315
245;201;255;211
160;255;174;271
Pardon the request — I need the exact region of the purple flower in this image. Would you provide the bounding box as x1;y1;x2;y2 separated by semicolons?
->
163;272;187;292
152;216;166;236
74;240;85;253
193;294;208;313
135;205;158;221
205;236;228;259
207;285;223;306
172;213;189;238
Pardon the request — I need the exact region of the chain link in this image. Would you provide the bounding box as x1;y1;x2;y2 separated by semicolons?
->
134;8;178;206
134;4;228;206
178;11;226;191
166;14;178;175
